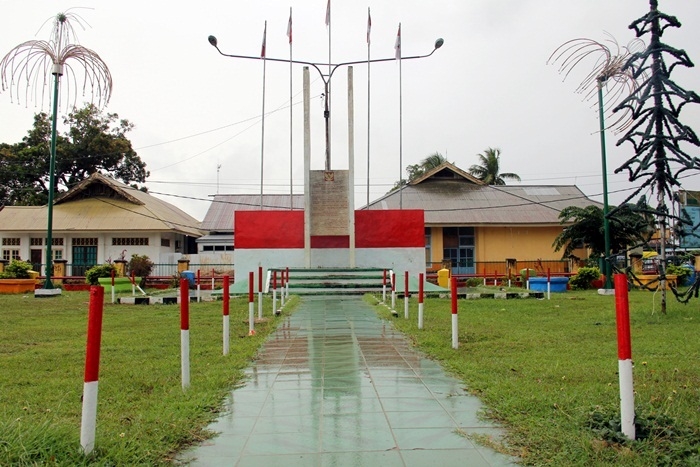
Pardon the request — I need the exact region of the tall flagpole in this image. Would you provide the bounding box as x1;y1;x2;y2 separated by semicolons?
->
288;8;293;210
366;8;371;208
260;21;268;209
395;23;403;209
325;0;332;170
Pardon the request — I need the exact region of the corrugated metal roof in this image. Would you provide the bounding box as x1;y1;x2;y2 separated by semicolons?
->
0;173;202;237
201;194;305;232
366;179;601;225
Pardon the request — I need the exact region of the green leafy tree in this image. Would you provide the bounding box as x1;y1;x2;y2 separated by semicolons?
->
391;152;450;191
0;103;148;206
468;147;521;185
553;201;654;259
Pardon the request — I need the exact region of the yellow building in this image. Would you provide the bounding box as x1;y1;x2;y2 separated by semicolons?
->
365;162;596;275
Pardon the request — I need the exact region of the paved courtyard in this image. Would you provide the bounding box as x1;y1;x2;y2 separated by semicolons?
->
179;296;518;466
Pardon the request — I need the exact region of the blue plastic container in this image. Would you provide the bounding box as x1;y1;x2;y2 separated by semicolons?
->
181;270;195;288
529;276;569;292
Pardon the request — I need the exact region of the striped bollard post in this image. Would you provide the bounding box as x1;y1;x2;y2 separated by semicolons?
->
615;273;636;440
110;269;115;304
418;273;424;329
451;276;458;349
80;286;104;455
285;267;290;300
391;271;396;311
272;271;278;315
547;269;551;300
196;269;201;303
211;273;215;291
131;270;136;296
248;271;255;335
258;266;263;319
180;279;190;390
483;267;487;286
526;268;530;290
223;275;230;356
404;271;409;319
494;269;498;287
279;268;283;301
382;269;387;303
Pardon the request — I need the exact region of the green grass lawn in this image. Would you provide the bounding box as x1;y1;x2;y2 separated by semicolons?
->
369;288;700;466
0;290;296;466
1;287;698;466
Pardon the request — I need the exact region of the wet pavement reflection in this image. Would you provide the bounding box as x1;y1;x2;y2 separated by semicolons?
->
179;296;517;466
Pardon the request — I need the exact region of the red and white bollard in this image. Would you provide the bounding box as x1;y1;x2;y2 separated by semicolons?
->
223;275;230;356
494;270;498;287
285;267;290;300
382;269;387;303
615;273;635;440
110;269;115;304
391;271;396;311
418;273;424;329
258;266;263;319
272;270;278;315
404;271;410;319
131;270;136;296
547;268;551;300
248;271;255;335
80;286;104;455
451;276;458;349
196;269;201;303
180;278;190;390
280;270;286;307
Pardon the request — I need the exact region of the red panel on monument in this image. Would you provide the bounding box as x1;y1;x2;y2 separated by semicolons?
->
310;235;350;248
235;211;304;249
355;210;424;248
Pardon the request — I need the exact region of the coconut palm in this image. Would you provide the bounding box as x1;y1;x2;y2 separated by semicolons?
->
1;10;112;292
468;148;520;185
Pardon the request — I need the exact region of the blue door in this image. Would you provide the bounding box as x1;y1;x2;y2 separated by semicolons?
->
442;227;475;274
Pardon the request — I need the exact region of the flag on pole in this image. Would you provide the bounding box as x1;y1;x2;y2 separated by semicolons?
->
394;23;401;60
367;9;371;44
261;22;267;57
325;0;330;27
287;10;292;43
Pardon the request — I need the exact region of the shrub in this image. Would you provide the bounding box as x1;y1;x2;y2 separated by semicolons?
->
128;254;154;278
666;263;692;285
0;259;32;279
85;264;117;285
569;266;600;290
464;277;482;287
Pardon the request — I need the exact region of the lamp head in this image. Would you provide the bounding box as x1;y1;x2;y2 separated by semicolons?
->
208;35;218;47
434;38;444;50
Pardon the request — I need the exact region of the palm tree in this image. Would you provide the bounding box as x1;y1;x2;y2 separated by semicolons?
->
468;148;521;185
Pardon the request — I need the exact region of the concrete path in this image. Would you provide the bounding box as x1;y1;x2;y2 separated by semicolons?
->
178;296;518;466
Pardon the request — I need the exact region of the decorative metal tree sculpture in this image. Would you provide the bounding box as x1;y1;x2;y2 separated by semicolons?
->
613;0;700;313
549;35;645;289
1;11;112;291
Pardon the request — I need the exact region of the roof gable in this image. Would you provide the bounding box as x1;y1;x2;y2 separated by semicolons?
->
409;161;483;186
55;172;143;205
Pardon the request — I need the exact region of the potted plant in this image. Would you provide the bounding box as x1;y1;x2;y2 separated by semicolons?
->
0;259;37;294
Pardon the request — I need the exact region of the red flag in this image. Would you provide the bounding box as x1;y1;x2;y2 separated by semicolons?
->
287;10;292;44
394;23;401;59
261;22;267;58
325;0;330;27
367;8;371;45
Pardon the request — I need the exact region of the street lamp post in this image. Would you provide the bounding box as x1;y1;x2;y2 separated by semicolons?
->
207;35;443;171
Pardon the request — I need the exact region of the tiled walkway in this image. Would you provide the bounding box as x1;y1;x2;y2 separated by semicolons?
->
179;296;517;466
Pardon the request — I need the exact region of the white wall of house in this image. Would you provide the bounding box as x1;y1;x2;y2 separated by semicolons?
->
0;231;191;271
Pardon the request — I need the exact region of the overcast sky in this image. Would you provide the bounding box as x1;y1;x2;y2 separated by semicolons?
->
1;0;699;221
